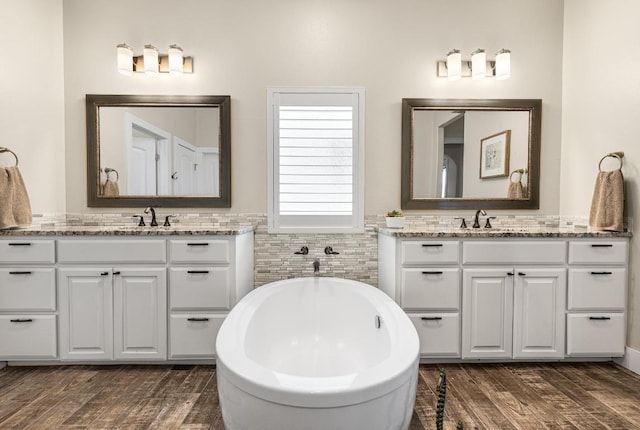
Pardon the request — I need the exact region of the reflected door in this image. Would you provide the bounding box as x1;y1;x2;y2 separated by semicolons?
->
129;136;156;195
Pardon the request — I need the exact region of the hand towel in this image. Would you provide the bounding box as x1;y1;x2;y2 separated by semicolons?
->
507;181;524;199
0;166;32;229
589;170;624;231
102;179;120;197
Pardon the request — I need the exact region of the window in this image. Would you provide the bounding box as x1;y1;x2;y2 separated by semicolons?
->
268;87;365;233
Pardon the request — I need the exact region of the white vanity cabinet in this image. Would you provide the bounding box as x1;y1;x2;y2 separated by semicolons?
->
566;240;628;356
168;234;254;359
0;239;57;360
378;234;461;358
57;239;168;361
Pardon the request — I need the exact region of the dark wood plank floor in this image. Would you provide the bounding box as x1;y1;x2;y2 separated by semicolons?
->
1;362;640;429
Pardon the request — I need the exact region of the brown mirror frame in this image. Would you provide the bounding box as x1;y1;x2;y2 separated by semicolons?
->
401;98;541;210
86;94;231;208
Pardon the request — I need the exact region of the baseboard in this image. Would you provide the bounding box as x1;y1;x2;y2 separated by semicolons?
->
614;346;640;375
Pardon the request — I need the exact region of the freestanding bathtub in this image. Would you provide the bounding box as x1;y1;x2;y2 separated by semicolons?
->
216;277;419;430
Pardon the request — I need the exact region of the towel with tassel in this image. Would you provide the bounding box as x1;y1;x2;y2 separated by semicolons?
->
101;178;120;197
507;170;524;199
0;166;33;229
589;167;624;232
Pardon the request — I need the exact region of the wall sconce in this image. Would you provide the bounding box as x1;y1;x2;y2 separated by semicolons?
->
437;49;511;80
116;43;194;75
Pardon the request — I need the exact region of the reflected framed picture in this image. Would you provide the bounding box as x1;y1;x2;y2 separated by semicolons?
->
480;130;511;179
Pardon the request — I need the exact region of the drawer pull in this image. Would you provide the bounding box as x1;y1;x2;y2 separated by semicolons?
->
10;318;33;323
507;272;514;276
187;317;210;322
589;316;611;321
421;271;443;275
187;243;209;247
187;270;210;274
112;271;121;275
590;271;613;275
421;244;443;247
518;272;527;276
100;272;109;276
591;244;613;248
8;242;31;246
9;271;32;275
421;317;443;321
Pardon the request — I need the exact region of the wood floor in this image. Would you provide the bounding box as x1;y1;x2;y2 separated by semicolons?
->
1;362;640;429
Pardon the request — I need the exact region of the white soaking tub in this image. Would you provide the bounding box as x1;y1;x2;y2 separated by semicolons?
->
216;277;419;430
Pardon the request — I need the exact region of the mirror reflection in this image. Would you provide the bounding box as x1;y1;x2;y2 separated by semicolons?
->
86;95;231;208
412;109;529;199
401;99;541;210
99;106;220;197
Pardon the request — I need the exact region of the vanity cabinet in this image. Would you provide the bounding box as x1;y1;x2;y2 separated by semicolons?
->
380;234;626;362
0;239;57;360
57;239;168;361
566;240;627;356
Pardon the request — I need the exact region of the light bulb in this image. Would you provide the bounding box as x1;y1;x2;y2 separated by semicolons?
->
116;43;133;75
446;49;462;81
168;44;184;74
495;49;511;80
471;49;486;80
143;44;159;74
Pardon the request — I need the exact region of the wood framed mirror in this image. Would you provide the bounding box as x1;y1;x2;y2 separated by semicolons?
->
86;94;231;208
401;98;541;210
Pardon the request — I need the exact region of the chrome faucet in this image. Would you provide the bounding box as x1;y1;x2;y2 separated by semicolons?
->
313;258;320;274
144;207;158;227
472;209;487;228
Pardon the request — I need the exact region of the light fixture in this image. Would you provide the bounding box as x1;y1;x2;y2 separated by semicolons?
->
437;48;511;80
471;49;486;80
116;43;133;75
143;44;159;74
116;43;194;75
446;49;462;80
168;44;184;74
495;49;511;80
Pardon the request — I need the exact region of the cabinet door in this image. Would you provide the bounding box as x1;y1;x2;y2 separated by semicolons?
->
462;268;513;359
113;268;167;360
513;268;566;359
58;268;113;360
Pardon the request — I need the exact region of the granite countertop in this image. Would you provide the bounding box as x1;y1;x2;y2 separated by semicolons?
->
0;224;255;236
377;226;632;238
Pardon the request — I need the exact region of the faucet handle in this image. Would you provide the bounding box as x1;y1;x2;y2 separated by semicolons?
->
454;217;467;229
294;246;309;255
163;215;176;227
132;215;145;227
324;246;340;255
485;216;497;229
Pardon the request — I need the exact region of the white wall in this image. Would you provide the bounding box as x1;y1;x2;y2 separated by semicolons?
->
0;0;65;213
561;0;640;349
61;0;564;215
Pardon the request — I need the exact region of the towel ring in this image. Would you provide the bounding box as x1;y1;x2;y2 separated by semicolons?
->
0;147;18;166
598;152;624;172
104;167;119;181
510;168;526;182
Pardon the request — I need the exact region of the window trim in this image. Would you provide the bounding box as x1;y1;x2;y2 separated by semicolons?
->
267;87;365;234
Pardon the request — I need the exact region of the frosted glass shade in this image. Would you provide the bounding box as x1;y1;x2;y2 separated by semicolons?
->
471;49;486;80
143;44;159;74
116;43;133;75
495;49;511;80
168;44;184;74
446;50;461;80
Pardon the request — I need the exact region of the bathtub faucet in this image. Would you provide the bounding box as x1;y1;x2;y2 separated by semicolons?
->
313;258;320;274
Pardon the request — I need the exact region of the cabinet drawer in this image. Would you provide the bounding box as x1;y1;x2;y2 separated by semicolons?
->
408;313;460;357
568;241;628;264
169;267;231;310
463;241;566;264
401;268;460;310
0;315;57;359
566;313;625;356
568;268;626;310
169;314;225;358
401;241;459;265
58;239;166;264
169;240;230;264
0;240;55;264
0;268;56;311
